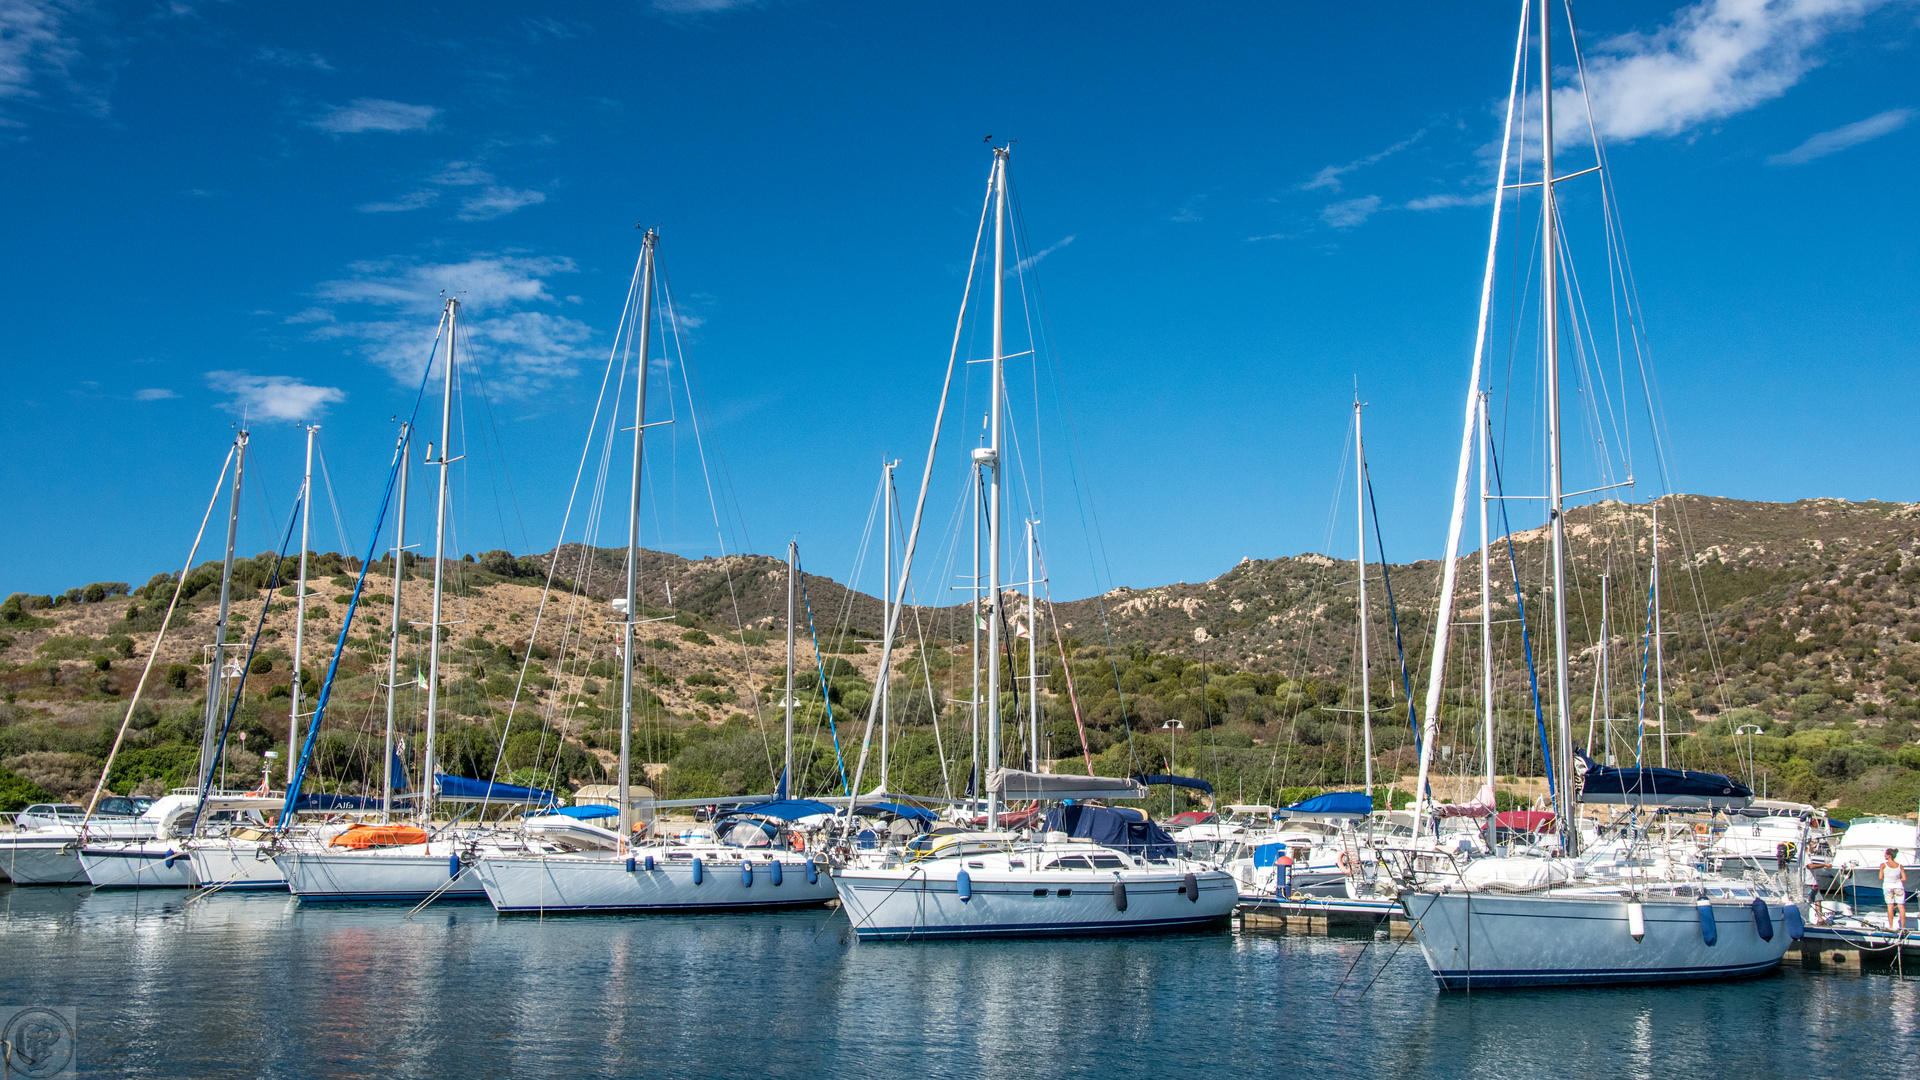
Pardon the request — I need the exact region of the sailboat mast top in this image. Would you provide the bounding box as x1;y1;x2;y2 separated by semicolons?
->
200;429;247;792
422;298;457;821
620;230;658;839
984;145;1008;826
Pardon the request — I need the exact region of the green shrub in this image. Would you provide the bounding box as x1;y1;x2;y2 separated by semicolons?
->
680;630;713;647
0;766;53;813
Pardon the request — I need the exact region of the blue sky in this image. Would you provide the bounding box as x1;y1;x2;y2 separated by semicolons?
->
2;0;1915;603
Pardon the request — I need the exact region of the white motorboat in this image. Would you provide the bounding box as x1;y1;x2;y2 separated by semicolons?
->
1705;801;1833;875
834;830;1235;941
1812;816;1917;907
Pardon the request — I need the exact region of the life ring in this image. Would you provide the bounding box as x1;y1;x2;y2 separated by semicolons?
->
1694;823;1710;839
1336;851;1356;874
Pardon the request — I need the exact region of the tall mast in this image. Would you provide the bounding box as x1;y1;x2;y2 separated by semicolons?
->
984;146;1008;826
619;230;658;839
1478;393;1496;794
1026;518;1039;770
288;425;316;786
783;540;797;800
383;425;410;817
1355;398;1373;798
1652;502;1668;768
1597;573;1611;760
1540;2;1577;854
422;298;457;821
971;452;982;801
880;459;893;793
199;430;247;791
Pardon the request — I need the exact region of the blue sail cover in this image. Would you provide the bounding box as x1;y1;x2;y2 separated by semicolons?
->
716;799;839;822
1575;751;1751;808
533;804;619;820
434;774;555;805
1041;804;1177;860
1130;774;1216;794
1284;792;1375;816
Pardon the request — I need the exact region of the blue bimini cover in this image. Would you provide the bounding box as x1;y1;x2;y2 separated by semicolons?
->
716;799;838;822
434;774;555;805
1130;774;1216;794
537;804;619;820
1041;804;1178;861
1574;750;1752;808
1284;792;1374;817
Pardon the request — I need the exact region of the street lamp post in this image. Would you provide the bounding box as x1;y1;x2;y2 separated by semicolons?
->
1160;720;1185;817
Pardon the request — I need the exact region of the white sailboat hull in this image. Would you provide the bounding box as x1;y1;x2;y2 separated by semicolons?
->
1402;889;1793;988
835;864;1238;940
186;839;289;891
278;847;489;903
474;852;838;914
0;838;90;885
79;842;196;890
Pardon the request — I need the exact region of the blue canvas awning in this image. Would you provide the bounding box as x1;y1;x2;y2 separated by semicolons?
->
434;774;555;805
1130;774;1216;795
1040;804;1177;861
1575;751;1751;808
715;799;838;822
1284;792;1374;817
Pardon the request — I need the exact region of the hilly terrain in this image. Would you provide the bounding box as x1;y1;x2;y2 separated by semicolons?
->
4;494;1919;821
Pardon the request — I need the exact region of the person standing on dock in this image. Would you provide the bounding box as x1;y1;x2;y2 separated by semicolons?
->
1881;848;1907;933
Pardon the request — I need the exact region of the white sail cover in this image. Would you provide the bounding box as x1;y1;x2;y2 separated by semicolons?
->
987;768;1147;802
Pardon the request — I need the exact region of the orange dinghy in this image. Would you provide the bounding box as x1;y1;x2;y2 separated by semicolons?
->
328;824;430;849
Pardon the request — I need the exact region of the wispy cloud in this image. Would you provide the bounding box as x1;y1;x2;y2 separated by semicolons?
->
1768;107;1913;164
1012;234;1075;274
359;160;547;220
1244;233;1294;243
253;46;331;71
1572;0;1893;142
652;0;760;12
312;98;438;134
459;185;545;220
1404;191;1495;212
132;388;179;401
0;0;105;125
1320;195;1382;229
1171;195;1206;223
304;255;593;391
1301;128;1429;193
205;371;346;421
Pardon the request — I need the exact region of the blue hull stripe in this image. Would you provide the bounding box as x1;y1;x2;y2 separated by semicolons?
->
1432;958;1781;989
494;898;834;916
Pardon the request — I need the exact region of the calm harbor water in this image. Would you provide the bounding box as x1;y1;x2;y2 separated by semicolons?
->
2;884;1917;1079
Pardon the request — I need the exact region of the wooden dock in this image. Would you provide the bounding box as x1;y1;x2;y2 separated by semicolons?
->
1235;896;1409;936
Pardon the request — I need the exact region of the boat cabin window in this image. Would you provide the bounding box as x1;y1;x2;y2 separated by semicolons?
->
1045;856;1094;870
1089;855;1125;869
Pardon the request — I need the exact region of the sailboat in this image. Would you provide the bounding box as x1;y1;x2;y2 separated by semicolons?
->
1394;0;1797;988
472;233;836;915
830;146;1236;940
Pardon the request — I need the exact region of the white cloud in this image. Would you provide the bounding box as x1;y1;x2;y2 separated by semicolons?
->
0;0;92;121
1244;233;1294;242
205;371;346;420
132;388;179;401
652;0;759;12
1571;0;1892;142
1768;106;1913;163
1301;128;1429;193
312;98;438;134
1012;234;1075;274
458;186;546;220
253;47;331;71
1320;195;1382;228
358;190;438;213
1171;195;1205;223
1404;191;1495;211
306;255;592;389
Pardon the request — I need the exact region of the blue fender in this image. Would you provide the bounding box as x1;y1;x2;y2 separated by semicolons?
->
770;860;783;886
449;852;462;879
1752;897;1775;942
645;854;655;872
741;860;753;886
1783;903;1806;941
805;857;817;884
1697;898;1718;946
692;857;704;885
957;869;972;903
1113;881;1128;912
